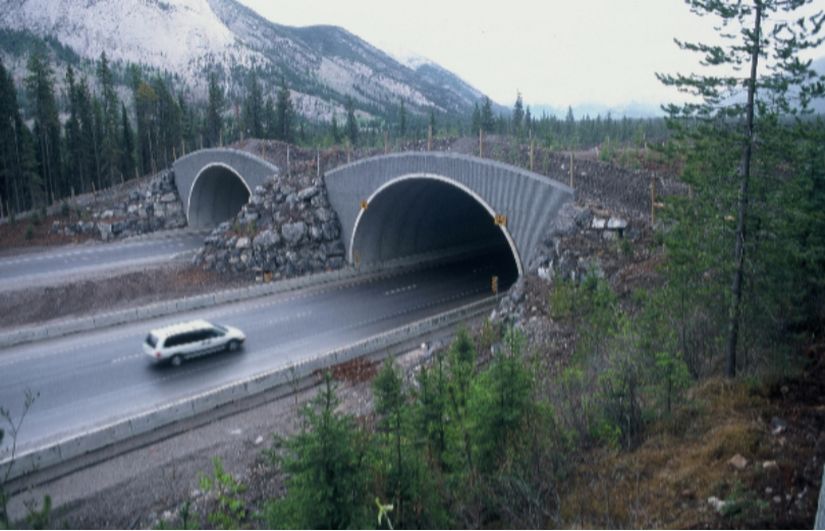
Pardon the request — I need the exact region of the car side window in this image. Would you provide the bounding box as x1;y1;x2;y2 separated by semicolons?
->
164;334;179;348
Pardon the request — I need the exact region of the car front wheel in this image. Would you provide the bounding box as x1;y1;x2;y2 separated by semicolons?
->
170;354;184;367
227;340;241;352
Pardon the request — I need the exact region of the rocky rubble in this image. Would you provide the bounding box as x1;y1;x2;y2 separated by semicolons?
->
50;170;186;241
492;199;644;331
193;176;346;278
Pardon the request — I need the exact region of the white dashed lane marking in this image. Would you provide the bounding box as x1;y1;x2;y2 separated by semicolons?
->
384;284;417;296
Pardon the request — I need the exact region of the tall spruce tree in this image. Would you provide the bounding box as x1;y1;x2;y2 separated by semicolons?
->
345;96;358;146
512;91;524;136
204;70;224;148
119;103;135;179
0;58;28;213
275;77;295;143
25;50;60;205
96;52;121;185
658;0;825;377
480;96;495;133
241;69;264;139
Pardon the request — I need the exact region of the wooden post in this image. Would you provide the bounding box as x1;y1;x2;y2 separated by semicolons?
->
384;130;389;154
529;140;535;171
479;129;483;157
316;148;320;179
347;141;351;163
650;176;657;226
287;144;291;177
427;124;432;151
569;152;574;188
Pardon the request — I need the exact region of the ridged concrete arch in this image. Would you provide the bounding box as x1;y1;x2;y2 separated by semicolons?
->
325;152;575;274
172;148;279;228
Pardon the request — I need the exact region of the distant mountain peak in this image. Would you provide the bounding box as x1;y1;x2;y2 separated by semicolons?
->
0;0;487;121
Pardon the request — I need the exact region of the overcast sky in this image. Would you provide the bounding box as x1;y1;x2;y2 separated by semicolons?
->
237;0;824;111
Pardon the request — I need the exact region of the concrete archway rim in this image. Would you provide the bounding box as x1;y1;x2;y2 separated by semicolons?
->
349;172;524;276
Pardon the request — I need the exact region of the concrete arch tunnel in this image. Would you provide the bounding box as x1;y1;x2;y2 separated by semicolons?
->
174;149;574;287
325;152;575;285
173;149;280;229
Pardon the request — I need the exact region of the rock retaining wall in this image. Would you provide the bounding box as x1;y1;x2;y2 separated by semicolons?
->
50;170;186;241
193;174;346;278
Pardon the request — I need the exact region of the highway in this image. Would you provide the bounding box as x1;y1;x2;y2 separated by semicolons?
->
0;231;206;289
0;254;512;452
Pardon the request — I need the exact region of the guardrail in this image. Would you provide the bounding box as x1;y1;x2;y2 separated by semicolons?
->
0;295;499;483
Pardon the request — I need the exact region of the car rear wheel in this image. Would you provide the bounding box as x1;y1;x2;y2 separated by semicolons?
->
170;354;184;367
227;340;240;352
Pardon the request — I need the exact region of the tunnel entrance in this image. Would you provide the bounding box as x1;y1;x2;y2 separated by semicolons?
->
350;175;521;290
187;164;251;228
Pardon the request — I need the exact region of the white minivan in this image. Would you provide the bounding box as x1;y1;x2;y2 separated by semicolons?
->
144;319;246;366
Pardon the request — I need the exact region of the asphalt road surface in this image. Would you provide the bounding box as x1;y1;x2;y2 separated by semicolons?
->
0;231;206;289
0;254;512;452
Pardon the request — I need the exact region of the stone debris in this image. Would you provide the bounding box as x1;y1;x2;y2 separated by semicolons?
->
762;460;779;470
707;496;728;513
728;453;749;470
770;416;787;436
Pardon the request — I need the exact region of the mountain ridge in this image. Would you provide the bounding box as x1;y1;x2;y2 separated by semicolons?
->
0;0;487;122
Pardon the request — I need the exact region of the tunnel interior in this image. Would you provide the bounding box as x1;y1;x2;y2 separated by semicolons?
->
351;177;520;289
188;165;251;228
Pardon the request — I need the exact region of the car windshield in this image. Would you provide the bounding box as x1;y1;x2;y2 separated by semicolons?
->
146;334;158;348
213;324;228;335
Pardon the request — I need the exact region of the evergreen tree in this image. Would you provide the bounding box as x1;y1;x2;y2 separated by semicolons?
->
512;91;524;136
470;328;532;472
119;103;135;180
264;374;370;529
241;69;264;139
134;79;158;174
151;75;181;168
658;0;825;377
0;58;28;213
524;105;532;136
76;77;97;190
471;103;481;134
263;96;277;140
204;71;224;148
480;96;495;133
345;96;358;147
63;65;83;195
330;113;341;144
398;99;407;137
25;50;60;205
96;51;121;185
429;108;437;138
91;96;105;189
275;77;295;143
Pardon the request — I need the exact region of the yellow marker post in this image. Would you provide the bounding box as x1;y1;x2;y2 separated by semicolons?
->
360;200;368;210
491;275;499;295
494;214;507;226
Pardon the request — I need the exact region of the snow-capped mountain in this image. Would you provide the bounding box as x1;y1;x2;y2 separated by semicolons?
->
0;0;486;120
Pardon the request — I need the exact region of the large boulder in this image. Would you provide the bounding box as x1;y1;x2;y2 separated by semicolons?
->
281;221;307;246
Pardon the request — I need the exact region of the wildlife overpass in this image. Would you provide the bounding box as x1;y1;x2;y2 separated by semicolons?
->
173;149;574;282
